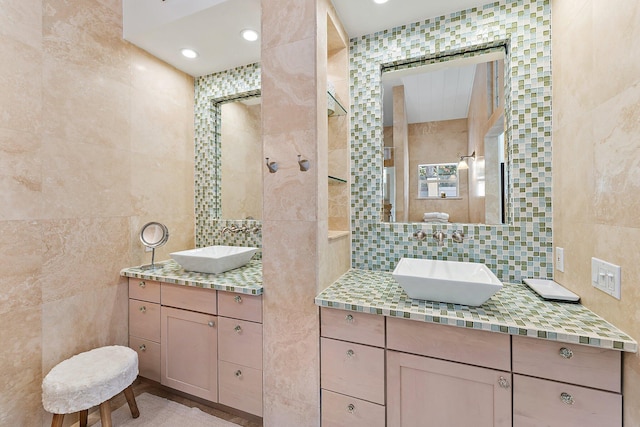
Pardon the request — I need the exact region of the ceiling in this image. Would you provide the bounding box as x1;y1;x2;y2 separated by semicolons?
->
123;0;490;77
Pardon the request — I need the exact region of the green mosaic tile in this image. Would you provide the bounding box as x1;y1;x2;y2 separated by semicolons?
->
315;269;637;352
120;260;263;295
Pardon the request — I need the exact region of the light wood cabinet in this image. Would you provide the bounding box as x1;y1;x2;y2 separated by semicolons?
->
128;279;161;381
512;336;622;426
319;307;624;427
387;350;512;427
161;305;218;401
128;279;263;417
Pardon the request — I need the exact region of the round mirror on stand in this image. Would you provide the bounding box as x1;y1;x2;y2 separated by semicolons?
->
139;222;169;270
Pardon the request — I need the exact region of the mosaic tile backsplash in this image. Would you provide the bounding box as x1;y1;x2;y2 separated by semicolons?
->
192;0;553;284
194;63;261;248
349;0;553;282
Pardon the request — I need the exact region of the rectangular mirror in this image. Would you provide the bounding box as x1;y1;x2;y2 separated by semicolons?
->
219;95;262;220
381;49;507;225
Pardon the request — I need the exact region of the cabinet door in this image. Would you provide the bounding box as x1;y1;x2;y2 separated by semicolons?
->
161;306;218;402
218;360;263;417
387;350;512;427
513;374;621;427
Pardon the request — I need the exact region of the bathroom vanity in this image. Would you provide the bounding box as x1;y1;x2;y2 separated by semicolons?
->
121;260;263;417
316;269;637;427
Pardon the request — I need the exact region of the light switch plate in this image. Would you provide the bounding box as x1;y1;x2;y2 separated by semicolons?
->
591;257;621;299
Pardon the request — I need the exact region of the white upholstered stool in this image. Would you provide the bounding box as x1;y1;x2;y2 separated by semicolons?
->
42;345;140;427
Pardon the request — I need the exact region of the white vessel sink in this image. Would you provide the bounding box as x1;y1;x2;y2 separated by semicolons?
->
170;246;258;274
392;258;502;306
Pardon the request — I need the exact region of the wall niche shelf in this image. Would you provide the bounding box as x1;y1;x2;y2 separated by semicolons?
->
327;91;347;116
328;175;347;183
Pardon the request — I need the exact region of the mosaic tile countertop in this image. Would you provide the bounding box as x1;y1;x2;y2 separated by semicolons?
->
120;259;263;295
315;269;637;352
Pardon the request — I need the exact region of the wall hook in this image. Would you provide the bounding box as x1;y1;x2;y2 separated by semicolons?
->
265;158;278;173
298;155;310;172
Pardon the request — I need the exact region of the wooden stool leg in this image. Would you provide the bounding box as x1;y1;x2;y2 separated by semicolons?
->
123;385;140;419
79;409;88;427
99;401;112;427
50;414;64;427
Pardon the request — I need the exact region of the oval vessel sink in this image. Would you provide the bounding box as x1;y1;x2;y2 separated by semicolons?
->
170;246;258;274
392;258;502;306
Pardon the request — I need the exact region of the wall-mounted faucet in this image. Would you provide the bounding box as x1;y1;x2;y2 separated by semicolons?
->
432;231;446;247
413;229;428;241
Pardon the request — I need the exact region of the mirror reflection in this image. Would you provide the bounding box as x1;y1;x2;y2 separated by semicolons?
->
220;96;262;220
382;50;507;225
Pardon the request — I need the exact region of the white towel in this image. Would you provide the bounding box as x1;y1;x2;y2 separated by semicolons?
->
423;212;449;221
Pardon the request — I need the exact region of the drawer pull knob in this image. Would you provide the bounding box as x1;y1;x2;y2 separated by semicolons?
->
560;392;575;405
139;344;146;352
234;295;243;303
498;376;510;389
234;325;242;334
347;403;355;414
235;370;243;378
345;314;354;322
139;306;146;313
559;347;573;359
139;281;146;288
208;321;215;327
346;349;355;357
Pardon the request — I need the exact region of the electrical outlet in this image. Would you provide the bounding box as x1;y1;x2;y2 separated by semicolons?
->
555;247;564;272
591;257;621;299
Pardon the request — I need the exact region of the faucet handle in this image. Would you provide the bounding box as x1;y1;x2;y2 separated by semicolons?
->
413;230;428;241
432;230;447;246
452;230;465;243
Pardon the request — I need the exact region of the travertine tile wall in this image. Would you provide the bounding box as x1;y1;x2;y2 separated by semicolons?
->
551;0;640;424
0;1;195;425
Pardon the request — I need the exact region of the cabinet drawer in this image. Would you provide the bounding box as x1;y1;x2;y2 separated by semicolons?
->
512;336;621;392
321;308;385;347
128;278;161;303
321;337;385;405
129;300;160;342
218;292;262;323
218;317;262;370
161;283;217;315
218;361;262;417
129;336;160;382
513;374;621;427
387;317;510;371
321;389;385;427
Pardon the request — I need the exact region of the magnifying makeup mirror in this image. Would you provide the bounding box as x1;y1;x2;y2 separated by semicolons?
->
139;222;169;269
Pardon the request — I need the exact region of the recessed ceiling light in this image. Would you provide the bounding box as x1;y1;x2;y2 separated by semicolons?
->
180;48;199;59
241;29;259;42
373;0;389;4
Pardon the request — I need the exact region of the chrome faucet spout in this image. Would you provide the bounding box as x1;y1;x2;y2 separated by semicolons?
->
432;231;446;247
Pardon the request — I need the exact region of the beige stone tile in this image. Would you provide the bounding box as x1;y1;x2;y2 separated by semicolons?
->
41;59;131;150
130;87;195;162
42;282;129;375
0;308;42;427
0;0;42;48
40;137;134;219
130;48;195;109
130;152;194;219
261;0;315;50
0;36;42;135
40;217;130;304
261;37;317;136
263;131;319;222
43;0;129;85
592;83;640;228
550;0;594;129
0;220;43;315
0;128;42;221
591;0;640;105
